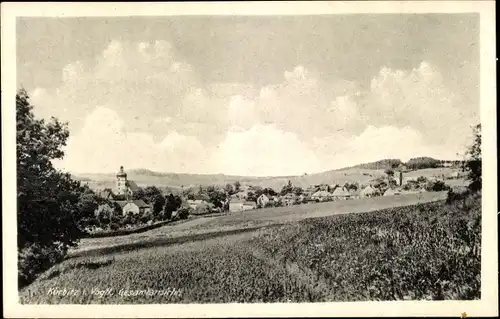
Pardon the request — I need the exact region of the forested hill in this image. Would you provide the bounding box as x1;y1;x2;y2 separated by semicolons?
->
342;157;464;171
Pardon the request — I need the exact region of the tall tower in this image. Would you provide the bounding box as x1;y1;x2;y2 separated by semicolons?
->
116;166;128;196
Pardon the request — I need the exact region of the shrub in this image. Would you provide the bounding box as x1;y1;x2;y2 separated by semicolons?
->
425;180;450;192
18;243;67;288
178;207;191;220
109;223;119;231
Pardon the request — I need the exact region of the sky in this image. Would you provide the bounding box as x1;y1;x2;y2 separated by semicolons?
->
17;14;480;176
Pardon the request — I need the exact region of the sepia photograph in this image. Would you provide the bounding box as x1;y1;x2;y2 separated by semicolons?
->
2;1;497;318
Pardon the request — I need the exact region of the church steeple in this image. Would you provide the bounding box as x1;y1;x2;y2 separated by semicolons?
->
116;166;128;197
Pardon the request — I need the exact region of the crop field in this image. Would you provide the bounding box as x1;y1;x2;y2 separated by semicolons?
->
20;192;480;304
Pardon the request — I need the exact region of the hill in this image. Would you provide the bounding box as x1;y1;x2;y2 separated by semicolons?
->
73;158;464;192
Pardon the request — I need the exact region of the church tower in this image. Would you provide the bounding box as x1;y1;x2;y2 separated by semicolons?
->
116;166;128;196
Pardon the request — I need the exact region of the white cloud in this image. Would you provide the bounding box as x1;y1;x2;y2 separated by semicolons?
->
211;124;320;176
227;95;259;130
366;61;476;154
311;125;460;171
38;51;475;176
55;107;209;174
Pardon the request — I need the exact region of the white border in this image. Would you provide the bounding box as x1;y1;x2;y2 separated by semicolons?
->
2;2;497;318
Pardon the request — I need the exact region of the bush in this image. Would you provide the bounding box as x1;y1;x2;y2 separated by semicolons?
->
109;223;119;231
178;207;191;220
425;180;450;192
18;243;67;288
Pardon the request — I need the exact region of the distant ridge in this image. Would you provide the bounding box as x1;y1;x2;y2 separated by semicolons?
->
341;159;403;170
72;157;464;191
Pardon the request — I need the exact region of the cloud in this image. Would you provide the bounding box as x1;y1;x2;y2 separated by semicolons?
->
36;48;475;176
210;124;321;176
365;61;476;153
55;107;209;174
29;40;200;137
312;125;460;171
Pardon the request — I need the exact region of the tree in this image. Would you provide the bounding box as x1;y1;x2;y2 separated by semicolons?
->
292;186;304;196
280;180;293;196
206;186;227;208
233;181;241;193
384;168;394;177
263;187;277;196
76;193;102;229
224;183;234;195
178;206;191;220
132;188;146;200
17;89;88;251
406;157;440;170
142;186;162;203
182;187;195;200
142;186;165;215
464;124;481;192
425;180;450;192
164;193;182;219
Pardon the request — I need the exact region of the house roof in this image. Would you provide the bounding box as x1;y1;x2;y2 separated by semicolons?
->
127;180;141;191
360;186;376;195
132;200;149;207
383;188;401;196
188;199;210;205
115;200;129;208
332;187;350;196
349;189;361;196
230;198;245;204
97;189;113;198
312;190;331;197
193;194;210;201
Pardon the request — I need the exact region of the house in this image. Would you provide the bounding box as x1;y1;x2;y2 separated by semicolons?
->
319;184;330;191
305;185;319;195
360;186;377;198
189;200;215;214
383;188;401;196
233;190;250;200
229;198;256;212
311;190;331;202
297;194;307;204
94;202;115;217
115;166;143;199
96;189;114;200
229;198;244;212
187;199;211;210
282;193;297;206
242;201;257;210
257;194;270;207
332;187;351;200
115;200;129;211
449;171;461;179
349;189;361;199
122;200;151;215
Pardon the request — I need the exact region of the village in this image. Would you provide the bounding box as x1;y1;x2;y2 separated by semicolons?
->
88;164;460;232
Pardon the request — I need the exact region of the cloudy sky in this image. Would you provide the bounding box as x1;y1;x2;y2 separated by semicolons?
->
17;14;479;176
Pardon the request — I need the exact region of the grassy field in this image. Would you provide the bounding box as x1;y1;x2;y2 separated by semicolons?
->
19;191;480;304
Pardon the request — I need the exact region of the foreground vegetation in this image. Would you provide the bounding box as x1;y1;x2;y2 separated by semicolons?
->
20;191;481;303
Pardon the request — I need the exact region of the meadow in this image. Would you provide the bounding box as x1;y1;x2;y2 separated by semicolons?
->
20;191;480;304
